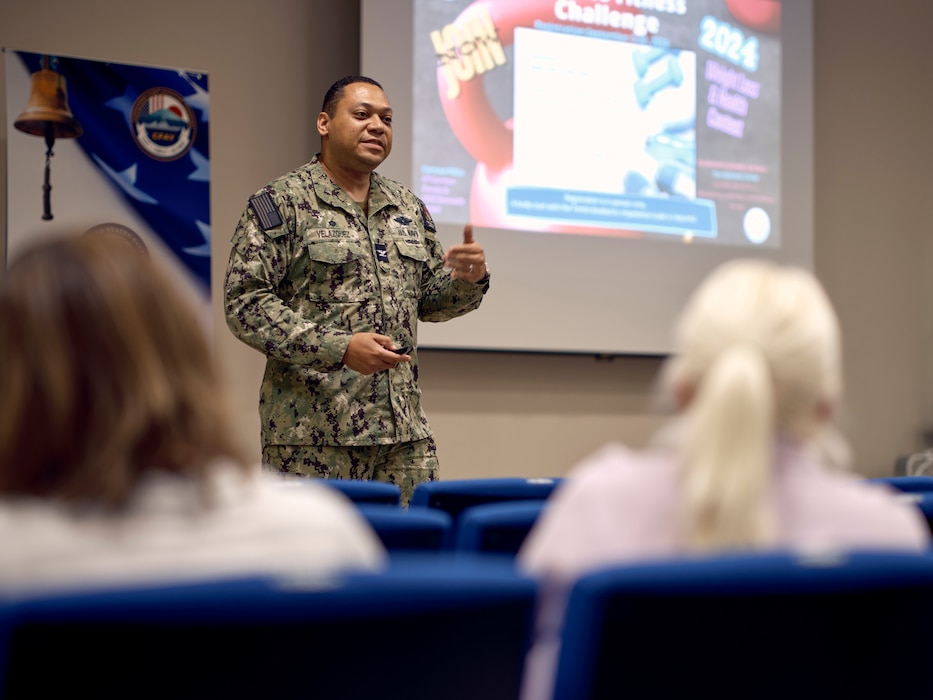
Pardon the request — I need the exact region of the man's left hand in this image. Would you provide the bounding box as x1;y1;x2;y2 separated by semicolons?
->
444;223;487;283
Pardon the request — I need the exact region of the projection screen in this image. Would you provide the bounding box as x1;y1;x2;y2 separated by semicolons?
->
361;0;813;356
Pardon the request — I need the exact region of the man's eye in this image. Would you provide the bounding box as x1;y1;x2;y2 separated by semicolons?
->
384;117;392;126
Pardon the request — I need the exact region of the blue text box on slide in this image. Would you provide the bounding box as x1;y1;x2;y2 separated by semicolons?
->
506;188;718;238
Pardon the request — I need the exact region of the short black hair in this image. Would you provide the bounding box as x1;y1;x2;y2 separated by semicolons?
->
321;76;384;116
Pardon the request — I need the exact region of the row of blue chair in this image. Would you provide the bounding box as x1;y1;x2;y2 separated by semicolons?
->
4;550;933;698
0;555;535;699
553;551;933;699
325;475;933;557
867;475;933;493
327;475;933;510
323;476;563;512
349;500;548;555
409;477;563;519
322;477;561;555
327;475;933;504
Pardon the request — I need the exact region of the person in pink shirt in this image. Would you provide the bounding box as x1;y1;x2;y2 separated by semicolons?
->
517;258;929;700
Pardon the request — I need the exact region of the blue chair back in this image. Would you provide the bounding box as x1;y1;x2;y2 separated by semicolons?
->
410;477;563;523
357;503;453;552
0;556;536;700
553;551;933;700
866;476;933;493
322;478;402;505
455;500;547;557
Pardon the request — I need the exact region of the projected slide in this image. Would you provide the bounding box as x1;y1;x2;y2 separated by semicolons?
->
414;0;781;247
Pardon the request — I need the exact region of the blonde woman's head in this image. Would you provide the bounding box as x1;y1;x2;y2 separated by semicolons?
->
666;259;842;443
660;259;845;551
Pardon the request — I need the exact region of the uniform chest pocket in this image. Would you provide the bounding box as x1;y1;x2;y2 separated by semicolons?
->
392;238;429;296
394;239;429;263
299;237;368;301
305;236;365;264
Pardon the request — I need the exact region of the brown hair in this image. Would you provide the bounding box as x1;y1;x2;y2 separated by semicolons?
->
0;234;250;508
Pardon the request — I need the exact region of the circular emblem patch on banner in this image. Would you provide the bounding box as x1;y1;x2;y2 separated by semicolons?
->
131;87;196;161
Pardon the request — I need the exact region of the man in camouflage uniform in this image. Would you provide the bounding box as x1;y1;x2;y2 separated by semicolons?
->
224;76;489;505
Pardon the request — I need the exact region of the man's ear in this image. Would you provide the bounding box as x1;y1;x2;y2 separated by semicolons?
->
316;112;329;138
674;381;694;411
815;397;834;424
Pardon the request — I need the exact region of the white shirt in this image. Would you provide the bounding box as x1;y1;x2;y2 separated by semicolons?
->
0;464;387;597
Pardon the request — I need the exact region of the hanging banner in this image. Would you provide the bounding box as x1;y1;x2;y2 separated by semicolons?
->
5;49;211;319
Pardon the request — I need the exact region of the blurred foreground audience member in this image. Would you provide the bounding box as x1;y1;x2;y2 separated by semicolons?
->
0;235;386;595
517;259;929;700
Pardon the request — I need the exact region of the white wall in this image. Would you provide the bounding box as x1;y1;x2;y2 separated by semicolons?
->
812;0;933;473
0;0;363;471
2;0;932;480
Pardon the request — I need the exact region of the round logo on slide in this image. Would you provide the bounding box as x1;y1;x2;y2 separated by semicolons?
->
743;207;771;244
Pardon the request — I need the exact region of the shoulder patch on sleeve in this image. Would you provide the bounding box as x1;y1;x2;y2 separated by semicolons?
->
248;192;284;231
417;198;436;233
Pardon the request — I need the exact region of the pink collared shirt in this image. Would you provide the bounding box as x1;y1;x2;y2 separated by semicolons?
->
517;441;930;700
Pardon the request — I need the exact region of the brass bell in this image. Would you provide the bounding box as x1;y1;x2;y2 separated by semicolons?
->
14;67;83;139
14;55;83;220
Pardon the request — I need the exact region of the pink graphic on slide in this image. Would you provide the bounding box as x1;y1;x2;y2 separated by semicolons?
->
725;0;781;33
435;0;648;234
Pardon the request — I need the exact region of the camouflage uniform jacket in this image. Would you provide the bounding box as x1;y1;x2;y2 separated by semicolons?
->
224;156;488;447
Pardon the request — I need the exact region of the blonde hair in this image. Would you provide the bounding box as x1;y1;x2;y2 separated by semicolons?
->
662;259;845;552
0;234;250;508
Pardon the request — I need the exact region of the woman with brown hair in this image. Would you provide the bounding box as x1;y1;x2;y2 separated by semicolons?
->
0;234;385;593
